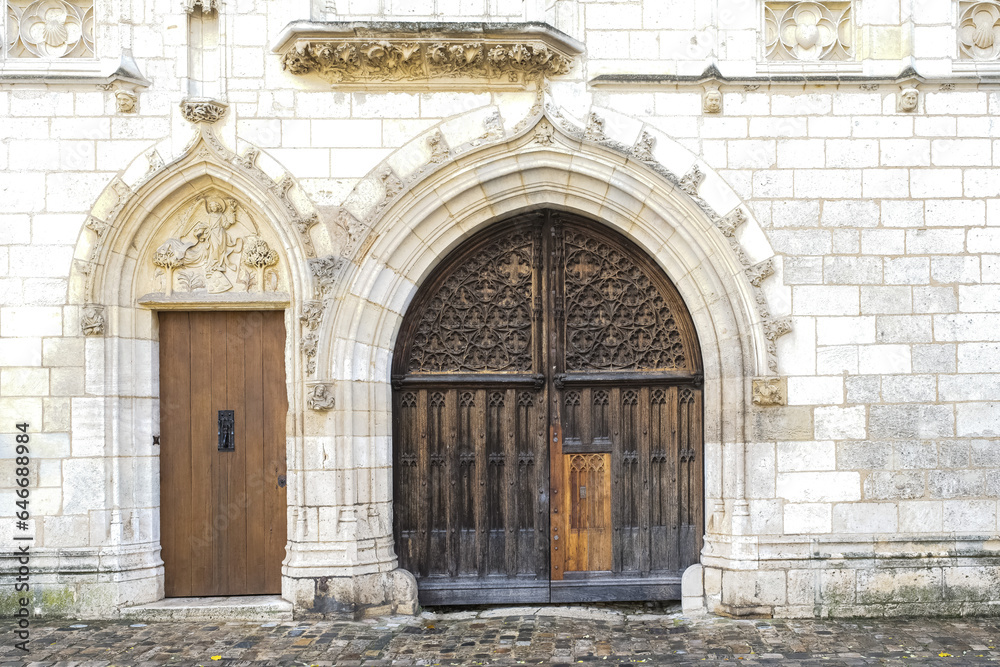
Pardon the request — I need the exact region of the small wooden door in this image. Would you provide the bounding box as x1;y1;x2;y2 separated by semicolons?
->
393;211;703;605
159;311;287;597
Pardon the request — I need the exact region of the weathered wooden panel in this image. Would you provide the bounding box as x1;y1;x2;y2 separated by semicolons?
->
393;212;702;604
159;311;286;597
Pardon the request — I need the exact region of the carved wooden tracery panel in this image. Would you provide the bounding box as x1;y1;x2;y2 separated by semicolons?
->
563;229;688;372
405;229;536;374
393;211;702;606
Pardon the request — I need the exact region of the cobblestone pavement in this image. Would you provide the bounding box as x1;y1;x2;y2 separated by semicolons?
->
3;604;1000;666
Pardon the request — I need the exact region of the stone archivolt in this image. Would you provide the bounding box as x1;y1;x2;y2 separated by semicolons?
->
281;39;573;85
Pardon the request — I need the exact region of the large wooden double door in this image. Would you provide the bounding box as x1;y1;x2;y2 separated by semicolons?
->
159;311;287;597
392;211;704;604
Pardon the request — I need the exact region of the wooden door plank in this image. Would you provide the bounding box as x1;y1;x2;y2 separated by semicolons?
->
609;387;622;574
262;311;287;594
159;312;191;597
594;453;611;570
243;312;266;593
445;389;460;578
473;389;488;577
502;388;517;577
226;311;249;595
188;312;215;596
210;312;230;596
638;387;652;576
415;390;430;578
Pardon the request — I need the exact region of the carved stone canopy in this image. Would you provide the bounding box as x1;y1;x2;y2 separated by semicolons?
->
272;21;583;88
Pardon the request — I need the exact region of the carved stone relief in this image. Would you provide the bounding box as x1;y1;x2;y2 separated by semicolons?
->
309;255;344;297
280;39;573;85
764;2;852;62
307;382;335;411
6;0;95;58
115;88;138;114
752;377;787;406
81;304;105;336
299;299;325;377
703;86;722;114
149;194;281;296
960;2;1000;60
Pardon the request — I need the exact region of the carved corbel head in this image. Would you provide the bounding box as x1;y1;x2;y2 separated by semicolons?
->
898;85;919;113
114;84;138;114
703;85;722;114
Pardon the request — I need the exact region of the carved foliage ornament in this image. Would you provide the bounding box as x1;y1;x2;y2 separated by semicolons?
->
281;39;573;84
151;195;280;296
960;2;1000;60
181;99;228;124
764;1;852;61
6;0;95;58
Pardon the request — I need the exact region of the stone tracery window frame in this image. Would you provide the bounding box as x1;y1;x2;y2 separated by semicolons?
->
0;0;109;80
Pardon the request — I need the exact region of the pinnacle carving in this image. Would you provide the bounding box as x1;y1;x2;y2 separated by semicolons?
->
281;39;573;85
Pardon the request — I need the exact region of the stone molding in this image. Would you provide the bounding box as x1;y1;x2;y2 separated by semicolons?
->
273;21;581;87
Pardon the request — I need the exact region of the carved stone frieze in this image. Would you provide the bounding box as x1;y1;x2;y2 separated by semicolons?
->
752;377;786;406
280;38;573;85
81;304;105;336
150;194;281;296
309;255;345;297
307;382;336;411
764;1;852;62
180;99;228;124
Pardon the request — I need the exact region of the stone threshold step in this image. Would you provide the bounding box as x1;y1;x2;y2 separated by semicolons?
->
121;595;293;622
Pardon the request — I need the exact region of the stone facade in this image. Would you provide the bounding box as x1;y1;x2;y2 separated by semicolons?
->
1;0;1000;619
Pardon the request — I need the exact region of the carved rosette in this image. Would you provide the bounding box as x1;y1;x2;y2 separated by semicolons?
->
281;39;574;85
307;382;336;411
960;2;1000;60
752;377;787;406
764;1;852;61
181;99;228;124
81;304;105;336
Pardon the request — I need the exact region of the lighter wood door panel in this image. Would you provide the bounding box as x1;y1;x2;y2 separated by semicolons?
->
159;311;287;597
561;453;611;572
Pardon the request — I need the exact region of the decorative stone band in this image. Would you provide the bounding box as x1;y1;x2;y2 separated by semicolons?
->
180;98;228;124
272;21;583;87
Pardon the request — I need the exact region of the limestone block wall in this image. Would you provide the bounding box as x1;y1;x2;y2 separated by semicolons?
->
0;0;999;618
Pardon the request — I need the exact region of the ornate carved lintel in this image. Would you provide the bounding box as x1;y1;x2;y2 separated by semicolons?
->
278;34;575;86
81;304;105;336
181;98;228;124
307;382;336;411
752;377;786;407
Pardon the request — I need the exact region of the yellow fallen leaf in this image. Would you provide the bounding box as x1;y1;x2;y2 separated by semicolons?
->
939;653;952;658
211;657;222;661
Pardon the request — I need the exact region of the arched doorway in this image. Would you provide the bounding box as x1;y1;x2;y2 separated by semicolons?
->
392;209;704;605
